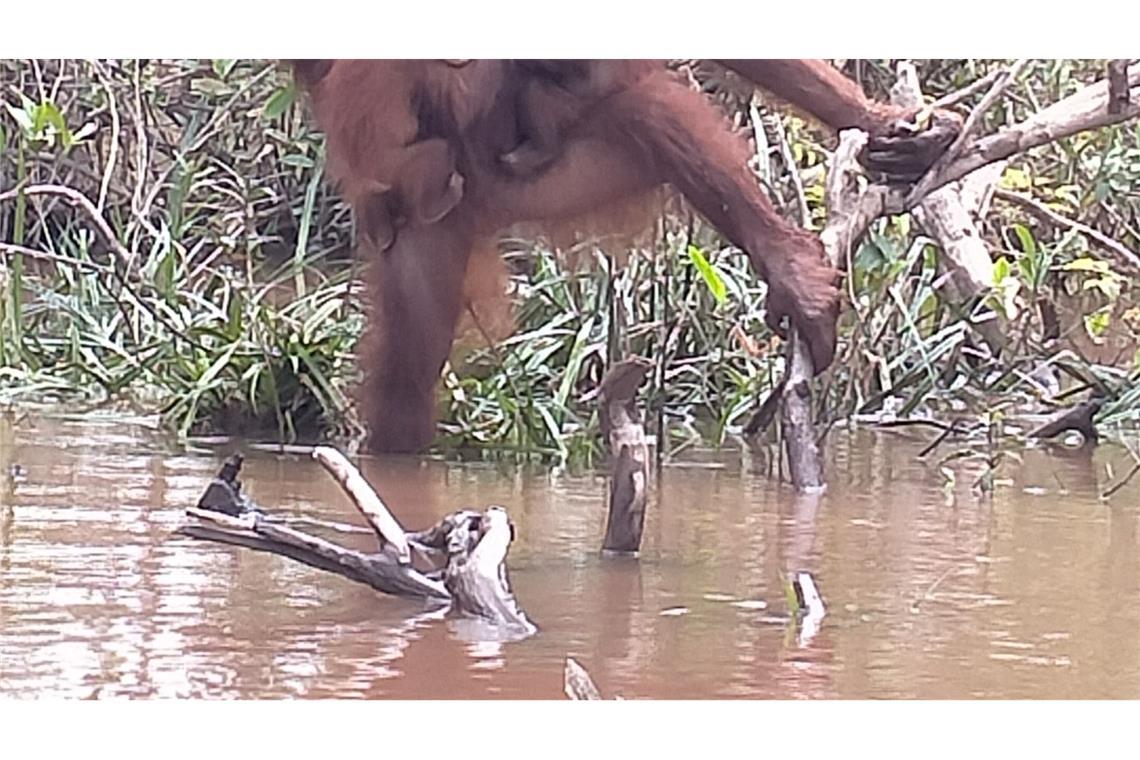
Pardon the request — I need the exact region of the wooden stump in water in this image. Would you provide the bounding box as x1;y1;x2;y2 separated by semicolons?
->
564;657;603;700
179;447;535;638
596;357;653;555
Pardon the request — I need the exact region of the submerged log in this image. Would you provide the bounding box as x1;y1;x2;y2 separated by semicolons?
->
597;357;653;554
564;657;603;700
195;453;252;516
178;448;536;637
1029;395;1106;443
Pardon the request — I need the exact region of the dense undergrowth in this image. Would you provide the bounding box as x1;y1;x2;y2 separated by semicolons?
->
1;59;1137;463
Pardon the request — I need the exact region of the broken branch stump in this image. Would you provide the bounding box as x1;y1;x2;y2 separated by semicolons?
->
597;357;653;554
178;450;535;637
780;129;873;492
564;658;603;700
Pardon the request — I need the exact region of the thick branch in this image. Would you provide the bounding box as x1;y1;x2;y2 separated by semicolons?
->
901;63;1140;210
1108;60;1132;114
809;63;1140;252
776;63;1140;493
443;506;535;634
780;130;870;491
180;454;535;635
180;508;448;599
908;59;1028;203
312;446;411;563
892;62;1007;353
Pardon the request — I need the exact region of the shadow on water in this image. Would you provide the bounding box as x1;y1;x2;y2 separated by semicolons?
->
1;412;1139;698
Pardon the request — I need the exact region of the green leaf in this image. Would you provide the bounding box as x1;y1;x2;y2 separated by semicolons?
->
196;342;239;390
1000;166;1032;190
33;101;67;135
687;245;727;305
992;256;1012;284
535;404;568;461
212;59;237;80
1062;257;1109;274
5;102;34;134
1011;223;1036;256
555;314;596;410
155;247;177;300
263;85;296;120
280;153;314;169
191;78;233;98
1084;310;1111;339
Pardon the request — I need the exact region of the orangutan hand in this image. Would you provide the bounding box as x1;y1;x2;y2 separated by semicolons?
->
763;233;842;374
860;108;964;183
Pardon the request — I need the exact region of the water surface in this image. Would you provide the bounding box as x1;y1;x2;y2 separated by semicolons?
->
1;413;1138;698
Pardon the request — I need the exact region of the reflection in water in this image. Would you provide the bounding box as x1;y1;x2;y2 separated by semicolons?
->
1;414;1139;698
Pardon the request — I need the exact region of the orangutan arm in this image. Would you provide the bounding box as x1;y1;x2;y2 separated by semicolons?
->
718;59;962;180
719;59;898;133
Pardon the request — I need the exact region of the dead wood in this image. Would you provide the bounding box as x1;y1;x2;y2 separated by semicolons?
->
564;658;603;700
597;357;653;554
776;60;1140;493
779;129;869;491
178;451;535;636
1028;396;1105;442
194;454;250;516
892;62;1008;354
1108;60;1132;115
441;506;535;633
312;446;411;564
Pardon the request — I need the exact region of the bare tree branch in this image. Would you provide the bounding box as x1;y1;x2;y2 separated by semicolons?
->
777;61;1140;493
312;446;411;564
0;242;110;274
928;68;1003;111
901;62;1140;210
0;182;209;351
908;59;1028;203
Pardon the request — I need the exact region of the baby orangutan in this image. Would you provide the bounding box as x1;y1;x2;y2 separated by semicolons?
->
293;59;961;453
293;59;502;251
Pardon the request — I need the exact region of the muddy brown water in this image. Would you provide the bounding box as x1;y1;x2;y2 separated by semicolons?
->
1;413;1139;699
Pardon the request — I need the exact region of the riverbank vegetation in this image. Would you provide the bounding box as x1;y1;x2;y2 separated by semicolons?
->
1;59;1137;463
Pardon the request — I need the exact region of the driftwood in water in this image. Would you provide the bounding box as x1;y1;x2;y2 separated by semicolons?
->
1029;395;1106;443
311;447;411;563
564;657;603;700
790;571;827;648
179;448;535;636
195;453;252;516
596;357;652;554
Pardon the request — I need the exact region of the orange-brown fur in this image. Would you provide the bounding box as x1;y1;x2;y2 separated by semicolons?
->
294;59;957;453
296;59;507;250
